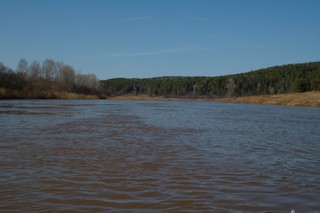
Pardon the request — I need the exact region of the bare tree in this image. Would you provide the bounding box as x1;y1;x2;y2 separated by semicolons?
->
0;62;6;73
54;61;64;81
42;59;55;80
60;65;75;85
17;58;28;74
193;84;197;95
89;74;99;89
75;73;99;89
75;74;89;87
226;78;236;97
28;61;41;78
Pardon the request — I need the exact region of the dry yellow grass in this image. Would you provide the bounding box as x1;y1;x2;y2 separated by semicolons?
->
0;87;99;100
108;92;320;107
53;91;99;100
3;86;319;107
108;95;209;102
108;94;154;100
214;91;320;107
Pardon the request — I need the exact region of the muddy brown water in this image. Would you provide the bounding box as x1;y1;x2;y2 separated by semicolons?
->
1;100;319;212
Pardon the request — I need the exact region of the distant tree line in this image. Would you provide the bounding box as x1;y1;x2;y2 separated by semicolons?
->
2;60;319;99
101;62;320;98
0;59;105;99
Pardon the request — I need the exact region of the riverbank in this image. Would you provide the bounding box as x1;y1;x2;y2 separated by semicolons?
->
108;91;320;107
0;88;99;100
215;91;320;107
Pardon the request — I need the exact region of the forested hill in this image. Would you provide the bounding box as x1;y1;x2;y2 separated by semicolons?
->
1;61;320;99
101;62;320;98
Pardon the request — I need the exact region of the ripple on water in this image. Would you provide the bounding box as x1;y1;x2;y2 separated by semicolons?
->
1;100;319;212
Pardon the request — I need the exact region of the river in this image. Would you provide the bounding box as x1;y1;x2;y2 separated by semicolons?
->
0;100;319;212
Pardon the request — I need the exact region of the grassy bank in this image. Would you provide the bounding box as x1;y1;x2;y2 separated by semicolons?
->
108;92;320;107
215;91;320;107
0;88;99;100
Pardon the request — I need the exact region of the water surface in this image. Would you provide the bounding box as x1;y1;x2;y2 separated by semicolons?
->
1;100;319;212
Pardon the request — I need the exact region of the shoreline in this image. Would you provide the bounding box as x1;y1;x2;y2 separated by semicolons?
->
2;89;319;107
0;88;100;100
108;91;320;107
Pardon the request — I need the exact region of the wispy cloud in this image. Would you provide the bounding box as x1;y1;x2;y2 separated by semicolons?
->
126;16;153;21
167;35;239;40
184;15;210;21
83;44;201;60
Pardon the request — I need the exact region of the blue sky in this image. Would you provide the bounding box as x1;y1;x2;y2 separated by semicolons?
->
1;0;320;79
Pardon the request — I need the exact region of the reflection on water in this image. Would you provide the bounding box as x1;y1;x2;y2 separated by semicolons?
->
1;100;320;212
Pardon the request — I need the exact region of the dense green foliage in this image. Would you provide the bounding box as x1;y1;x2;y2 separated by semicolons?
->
101;62;320;98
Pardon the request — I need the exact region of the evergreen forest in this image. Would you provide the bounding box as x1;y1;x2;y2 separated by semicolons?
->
101;62;320;98
1;60;320;99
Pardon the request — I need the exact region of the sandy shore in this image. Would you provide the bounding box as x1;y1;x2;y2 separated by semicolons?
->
108;92;320;107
